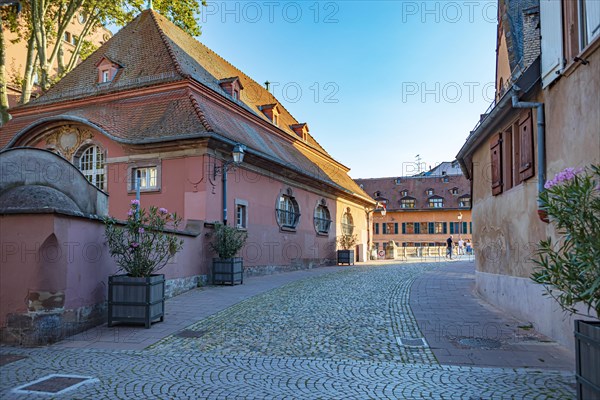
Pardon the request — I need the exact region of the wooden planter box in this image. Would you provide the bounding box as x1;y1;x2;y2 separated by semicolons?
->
108;274;165;329
337;250;354;265
213;257;243;285
575;320;600;400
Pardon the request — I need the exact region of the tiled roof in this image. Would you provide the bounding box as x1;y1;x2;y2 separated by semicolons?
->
0;10;370;202
355;167;471;212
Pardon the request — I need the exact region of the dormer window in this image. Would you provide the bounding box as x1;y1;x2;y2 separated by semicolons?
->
401;190;408;197
259;103;280;126
450;187;459;195
426;188;434;196
395;178;402;185
219;77;244;101
95;55;121;84
290;123;309;140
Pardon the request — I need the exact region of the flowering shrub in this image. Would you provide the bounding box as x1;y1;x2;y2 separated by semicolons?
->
337;234;358;250
209;223;248;259
104;200;184;277
532;165;600;317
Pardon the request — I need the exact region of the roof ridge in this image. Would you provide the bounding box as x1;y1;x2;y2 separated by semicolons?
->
148;10;188;79
187;91;213;132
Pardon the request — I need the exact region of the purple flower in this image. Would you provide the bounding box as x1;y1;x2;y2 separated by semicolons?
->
545;167;583;189
127;209;134;217
130;242;140;248
159;207;168;215
130;199;140;207
138;227;145;234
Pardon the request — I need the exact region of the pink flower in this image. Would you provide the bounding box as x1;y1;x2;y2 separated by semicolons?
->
159;207;168;215
138;227;145;234
127;209;134;217
130;242;140;248
545;167;583;189
130;199;140;207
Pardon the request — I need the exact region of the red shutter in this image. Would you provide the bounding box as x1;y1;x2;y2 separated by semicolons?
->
490;133;503;196
519;111;535;181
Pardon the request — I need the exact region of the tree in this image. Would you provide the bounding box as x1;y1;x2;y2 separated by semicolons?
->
0;0;205;124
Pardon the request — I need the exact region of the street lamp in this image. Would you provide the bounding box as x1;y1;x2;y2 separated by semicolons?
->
214;143;245;225
457;212;463;236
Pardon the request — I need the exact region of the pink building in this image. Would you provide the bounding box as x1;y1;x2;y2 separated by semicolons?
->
0;10;374;344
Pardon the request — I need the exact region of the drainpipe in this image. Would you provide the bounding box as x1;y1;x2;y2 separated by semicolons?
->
511;85;548;222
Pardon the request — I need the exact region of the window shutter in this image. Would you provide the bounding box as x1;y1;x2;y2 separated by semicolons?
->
394;223;399;234
428;222;434;234
414;223;420;234
450;222;455;234
383;223;387;234
463;222;468;234
402;223;406;234
519;111;535;181
540;0;563;87
443;222;447;234
490;133;503;196
470;222;472;234
375;223;379;235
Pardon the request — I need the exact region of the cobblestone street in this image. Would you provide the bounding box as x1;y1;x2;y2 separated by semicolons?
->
0;261;576;399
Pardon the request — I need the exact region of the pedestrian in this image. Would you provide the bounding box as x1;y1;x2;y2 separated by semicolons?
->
446;235;453;259
466;239;472;255
458;237;464;255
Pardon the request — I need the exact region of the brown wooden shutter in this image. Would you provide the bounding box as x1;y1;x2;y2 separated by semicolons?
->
503;127;513;191
519;111;535;181
490;133;503;196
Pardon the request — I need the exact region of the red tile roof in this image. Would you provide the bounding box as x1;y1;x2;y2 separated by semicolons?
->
355;170;471;211
1;10;371;203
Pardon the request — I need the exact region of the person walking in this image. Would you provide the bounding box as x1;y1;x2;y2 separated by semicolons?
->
446;235;453;259
458;237;464;255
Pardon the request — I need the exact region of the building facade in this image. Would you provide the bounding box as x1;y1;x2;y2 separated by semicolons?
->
356;162;472;257
0;9;374;343
456;0;599;348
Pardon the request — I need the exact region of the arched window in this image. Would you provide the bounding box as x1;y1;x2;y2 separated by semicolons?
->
276;193;300;229
341;209;354;235
79;145;105;190
314;203;331;234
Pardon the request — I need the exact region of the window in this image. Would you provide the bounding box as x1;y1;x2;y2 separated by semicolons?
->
426;188;434;196
395;178;402;185
382;223;398;235
273;112;279;126
78;12;87;24
400;197;415;209
459;196;471;208
374;223;379;235
101;70;110;83
64;32;71;43
132;167;158;190
401;190;408;197
404;223;415;234
233;89;239;100
428;197;444;208
434;222;446;234
71;35;77;46
236;203;247;229
419;222;427;234
341;209;354;235
276;194;300;229
79;145;105;190
442;176;449;183
450;187;459;195
314;204;331;234
491;111;534;196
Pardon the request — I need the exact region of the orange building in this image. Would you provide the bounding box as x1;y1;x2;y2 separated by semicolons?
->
356;162;472;257
4;9;111;107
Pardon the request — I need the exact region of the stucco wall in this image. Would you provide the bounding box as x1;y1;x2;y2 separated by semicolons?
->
0;212;204;344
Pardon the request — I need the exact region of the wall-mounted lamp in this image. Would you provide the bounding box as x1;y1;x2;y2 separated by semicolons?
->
214;143;246;225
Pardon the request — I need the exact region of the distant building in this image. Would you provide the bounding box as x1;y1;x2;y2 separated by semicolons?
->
355;161;472;256
4;9;112;107
456;0;599;348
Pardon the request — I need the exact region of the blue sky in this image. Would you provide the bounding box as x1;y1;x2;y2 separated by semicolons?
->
137;1;498;178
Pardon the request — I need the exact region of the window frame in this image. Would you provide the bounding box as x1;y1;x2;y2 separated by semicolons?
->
78;145;106;191
428;196;444;208
313;203;332;235
276;193;300;231
235;199;249;230
127;160;162;193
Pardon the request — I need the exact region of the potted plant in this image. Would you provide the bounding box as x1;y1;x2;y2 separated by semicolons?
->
210;223;248;285
104;200;184;328
532;165;600;400
337;233;357;265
